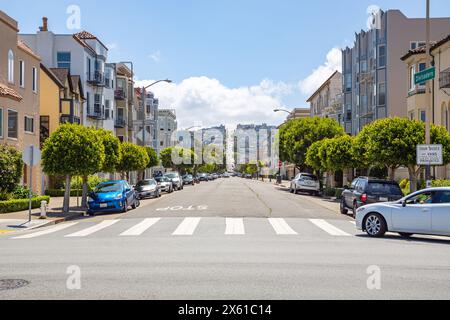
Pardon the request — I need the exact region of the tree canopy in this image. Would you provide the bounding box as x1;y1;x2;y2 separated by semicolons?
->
145;147;159;169
117;143;149;174
0;144;24;193
97;128;122;173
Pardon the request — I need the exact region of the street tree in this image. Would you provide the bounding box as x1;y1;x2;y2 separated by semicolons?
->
161;147;197;174
279;117;344;172
42;124;105;213
117;143;149;180
0;144;24;195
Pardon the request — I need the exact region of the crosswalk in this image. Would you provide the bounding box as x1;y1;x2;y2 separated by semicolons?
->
9;217;358;240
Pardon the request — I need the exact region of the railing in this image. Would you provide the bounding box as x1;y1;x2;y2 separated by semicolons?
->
115;118;126;128
60;115;81;125
87;105;104;119
86;71;105;86
439;68;450;89
115;89;126;100
408;86;426;97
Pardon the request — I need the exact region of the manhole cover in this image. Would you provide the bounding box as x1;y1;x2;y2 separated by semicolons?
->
0;279;30;291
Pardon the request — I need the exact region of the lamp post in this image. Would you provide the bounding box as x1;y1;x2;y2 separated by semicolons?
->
425;0;432;187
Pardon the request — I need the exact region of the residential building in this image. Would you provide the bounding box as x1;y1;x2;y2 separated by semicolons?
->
286;108;311;121
308;71;344;126
0;11;43;193
114;63;135;143
20;18;116;131
342;9;450;135
134;89;160;151
401;34;450;179
158;109;177;150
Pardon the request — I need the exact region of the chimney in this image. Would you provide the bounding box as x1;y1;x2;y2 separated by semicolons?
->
39;17;48;32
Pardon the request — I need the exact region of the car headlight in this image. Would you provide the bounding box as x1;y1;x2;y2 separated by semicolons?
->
114;194;123;200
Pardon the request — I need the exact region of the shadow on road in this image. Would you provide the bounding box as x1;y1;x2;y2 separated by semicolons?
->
355;233;450;245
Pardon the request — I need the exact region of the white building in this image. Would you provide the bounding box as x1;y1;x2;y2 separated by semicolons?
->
158;109;177;150
20;18;115;131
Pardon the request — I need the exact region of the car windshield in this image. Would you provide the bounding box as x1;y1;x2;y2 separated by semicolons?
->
368;182;402;195
137;180;156;187
95;183;122;193
165;173;178;179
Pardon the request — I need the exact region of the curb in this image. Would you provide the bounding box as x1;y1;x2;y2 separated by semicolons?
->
12;211;85;233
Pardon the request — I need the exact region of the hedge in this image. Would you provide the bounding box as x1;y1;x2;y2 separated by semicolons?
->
0;196;51;214
45;189;84;197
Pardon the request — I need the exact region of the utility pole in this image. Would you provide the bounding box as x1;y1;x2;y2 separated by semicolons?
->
425;0;432;186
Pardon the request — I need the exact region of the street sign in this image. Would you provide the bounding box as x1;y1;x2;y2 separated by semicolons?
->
22;145;41;166
417;144;443;165
414;67;435;85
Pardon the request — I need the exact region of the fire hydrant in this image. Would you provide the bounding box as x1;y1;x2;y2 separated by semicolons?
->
40;200;48;219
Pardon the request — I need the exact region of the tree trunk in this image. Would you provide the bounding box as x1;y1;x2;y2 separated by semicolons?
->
63;175;71;213
408;165;418;193
388;166;396;181
81;175;88;209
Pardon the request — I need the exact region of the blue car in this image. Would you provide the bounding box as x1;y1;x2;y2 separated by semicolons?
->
87;180;140;216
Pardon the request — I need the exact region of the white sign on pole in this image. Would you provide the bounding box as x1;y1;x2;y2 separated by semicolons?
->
417;144;443;166
22;145;41;166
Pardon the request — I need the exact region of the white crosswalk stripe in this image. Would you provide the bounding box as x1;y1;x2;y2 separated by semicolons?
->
65;220;120;238
225;218;245;235
13;222;79;239
309;219;351;236
120;218;161;236
172;218;201;235
268;218;298;235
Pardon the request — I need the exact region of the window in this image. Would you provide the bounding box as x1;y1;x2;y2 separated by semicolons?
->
0;108;3;138
406;191;433;205
8;50;14;83
420;110;426;122
433;191;450;204
19;60;25;87
344;74;352;92
8;110;18;139
57;52;71;69
418;63;427;86
378;45;386;68
409;65;416;91
32;67;37;92
378;83;386;105
24;116;34;133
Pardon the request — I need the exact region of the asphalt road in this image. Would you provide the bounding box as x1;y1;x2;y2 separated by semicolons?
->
1;178;450;300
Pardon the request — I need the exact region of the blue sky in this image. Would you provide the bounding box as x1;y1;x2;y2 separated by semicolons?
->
3;0;450;127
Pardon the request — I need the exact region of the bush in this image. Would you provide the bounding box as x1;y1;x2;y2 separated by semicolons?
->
10;185;35;199
45;189;83;197
432;180;450;187
0;196;51;214
323;187;337;197
71;176;107;190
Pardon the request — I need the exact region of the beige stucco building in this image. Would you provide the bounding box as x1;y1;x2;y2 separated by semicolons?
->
0;11;43;194
402;34;450;179
114;63;135;143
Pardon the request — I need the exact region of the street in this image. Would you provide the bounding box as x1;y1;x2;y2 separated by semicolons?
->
1;178;450;300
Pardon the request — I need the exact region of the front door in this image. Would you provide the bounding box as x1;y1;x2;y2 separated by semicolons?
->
391;191;433;233
431;190;450;235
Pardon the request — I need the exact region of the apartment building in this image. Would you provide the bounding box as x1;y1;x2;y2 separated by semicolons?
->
308;71;343;127
401;34;450;179
20;18;115;131
342;9;450;135
158;109;177;150
234;124;277;167
287;108;311;121
114;63;135;143
0;11;42;193
134;89;159;151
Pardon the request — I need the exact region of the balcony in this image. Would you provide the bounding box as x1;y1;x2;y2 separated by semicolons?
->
439;68;450;89
115;118;126;128
86;71;105;87
408;86;426;97
115;89;126;100
60;114;81;125
87;105;104;119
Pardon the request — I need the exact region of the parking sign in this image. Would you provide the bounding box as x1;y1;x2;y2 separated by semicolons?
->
417;144;443;166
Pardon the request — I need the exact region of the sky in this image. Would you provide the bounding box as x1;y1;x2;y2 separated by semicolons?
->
3;0;450;128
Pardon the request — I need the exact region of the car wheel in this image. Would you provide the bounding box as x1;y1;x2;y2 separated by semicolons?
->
132;198;139;209
364;213;387;238
122;201;128;213
340;198;348;215
88;211;95;217
399;233;413;238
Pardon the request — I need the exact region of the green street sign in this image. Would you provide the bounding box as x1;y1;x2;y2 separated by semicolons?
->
414;67;435;85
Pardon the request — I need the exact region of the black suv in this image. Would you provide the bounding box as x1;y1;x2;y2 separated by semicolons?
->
340;177;404;218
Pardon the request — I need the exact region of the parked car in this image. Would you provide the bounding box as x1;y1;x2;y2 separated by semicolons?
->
198;173;209;182
182;174;195;186
212;173;219;180
356;187;450;238
135;179;161;199
245;174;252;179
165;172;184;191
341;177;403;218
87;180;139;215
289;173;320;196
155;176;173;193
222;173;231;178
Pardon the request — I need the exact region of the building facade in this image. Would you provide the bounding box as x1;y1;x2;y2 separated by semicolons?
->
114;63;135;143
0;11;43;193
158;109;177;150
134;89;160;152
308;71;343;126
286;108;311;121
402;34;450;179
342;10;450;136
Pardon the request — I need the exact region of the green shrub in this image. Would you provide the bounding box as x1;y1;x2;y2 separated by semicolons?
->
323;187;337;197
45;189;83;197
71;176;107;190
432;180;450;187
0;196;51;214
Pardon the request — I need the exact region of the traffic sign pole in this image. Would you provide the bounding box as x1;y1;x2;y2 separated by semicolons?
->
28;146;34;223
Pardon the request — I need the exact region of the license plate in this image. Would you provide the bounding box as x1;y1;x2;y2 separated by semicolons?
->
100;203;108;208
379;197;388;202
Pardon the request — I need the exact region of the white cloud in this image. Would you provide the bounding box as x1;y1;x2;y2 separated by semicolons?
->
135;77;292;128
298;47;342;96
107;42;119;51
148;50;162;63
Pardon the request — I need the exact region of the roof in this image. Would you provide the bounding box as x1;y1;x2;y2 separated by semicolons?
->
73;30;108;52
0;83;22;102
17;40;40;60
306;71;340;102
48;67;69;88
401;34;450;61
70;75;85;100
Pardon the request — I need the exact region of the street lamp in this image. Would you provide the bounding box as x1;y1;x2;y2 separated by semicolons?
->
274;108;293;115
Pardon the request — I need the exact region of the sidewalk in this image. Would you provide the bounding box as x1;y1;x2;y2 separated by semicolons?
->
0;197;85;234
